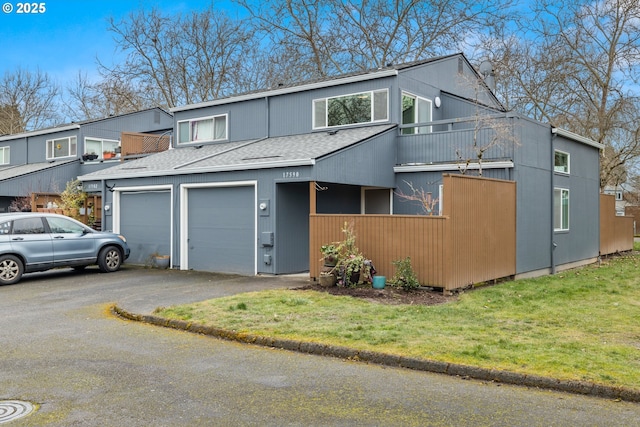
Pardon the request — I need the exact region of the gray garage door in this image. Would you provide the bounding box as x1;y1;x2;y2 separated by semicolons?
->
187;185;255;274
120;190;171;264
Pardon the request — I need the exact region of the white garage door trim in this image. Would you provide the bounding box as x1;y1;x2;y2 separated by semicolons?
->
180;181;258;273
113;184;174;259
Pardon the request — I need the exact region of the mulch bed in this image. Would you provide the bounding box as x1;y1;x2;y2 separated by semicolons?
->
295;282;458;306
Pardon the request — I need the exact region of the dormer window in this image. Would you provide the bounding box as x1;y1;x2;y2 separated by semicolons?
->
178;114;227;144
46;136;77;160
313;89;388;129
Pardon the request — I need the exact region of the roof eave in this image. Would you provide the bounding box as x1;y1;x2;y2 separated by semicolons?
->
170;69;399;112
551;127;604;150
78;159;316;181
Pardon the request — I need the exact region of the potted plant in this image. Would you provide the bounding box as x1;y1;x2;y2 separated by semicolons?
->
320;244;338;267
332;222;375;287
82;152;98;161
149;253;170;269
103;151;116;160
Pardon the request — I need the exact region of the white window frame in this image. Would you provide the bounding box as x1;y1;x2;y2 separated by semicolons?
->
177;114;228;144
85;137;120;160
401;92;433;135
312;89;389;130
0;146;9;165
46;136;77;160
554;150;570;174
554;188;570;231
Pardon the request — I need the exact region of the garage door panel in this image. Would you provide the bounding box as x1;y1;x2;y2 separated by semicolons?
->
120;191;171;264
187;186;254;275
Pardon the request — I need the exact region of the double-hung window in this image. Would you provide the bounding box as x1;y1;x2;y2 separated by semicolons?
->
401;92;432;134
554;188;569;231
46;136;77;160
0;147;9;165
554;150;569;174
313;89;388;129
177;114;227;144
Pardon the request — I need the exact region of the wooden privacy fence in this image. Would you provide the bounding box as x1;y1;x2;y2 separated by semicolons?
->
600;194;634;255
120;132;171;160
310;175;517;291
31;193;103;230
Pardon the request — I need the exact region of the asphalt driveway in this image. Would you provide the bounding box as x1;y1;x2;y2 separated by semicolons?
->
1;266;639;426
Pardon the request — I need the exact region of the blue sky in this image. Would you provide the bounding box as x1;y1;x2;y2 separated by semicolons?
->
0;0;233;83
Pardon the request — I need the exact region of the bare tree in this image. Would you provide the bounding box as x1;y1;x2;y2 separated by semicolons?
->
454;71;519;176
395;180;439;215
482;0;640;188
0;67;60;134
101;6;258;108
63;72;155;121
235;0;516;80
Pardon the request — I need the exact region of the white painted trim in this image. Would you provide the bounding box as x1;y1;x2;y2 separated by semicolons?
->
394;160;514;173
552;127;604;150
112;184;174;264
171;70;398;112
179;180;258;274
0;124;80;141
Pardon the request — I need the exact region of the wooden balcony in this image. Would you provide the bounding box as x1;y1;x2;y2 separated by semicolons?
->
120;131;171;160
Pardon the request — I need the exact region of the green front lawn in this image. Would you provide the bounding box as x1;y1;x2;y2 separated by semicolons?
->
155;250;640;391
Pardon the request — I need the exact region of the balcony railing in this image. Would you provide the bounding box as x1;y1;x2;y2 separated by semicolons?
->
120;131;172;160
397;114;518;165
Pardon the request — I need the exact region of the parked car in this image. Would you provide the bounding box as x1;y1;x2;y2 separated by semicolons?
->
0;212;130;285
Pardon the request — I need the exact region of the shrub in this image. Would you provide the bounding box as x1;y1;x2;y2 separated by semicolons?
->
390;257;420;291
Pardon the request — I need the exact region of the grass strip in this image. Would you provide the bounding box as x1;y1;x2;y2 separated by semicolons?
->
155;252;640;390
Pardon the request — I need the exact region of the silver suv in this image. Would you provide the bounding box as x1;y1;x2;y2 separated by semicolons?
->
0;213;130;285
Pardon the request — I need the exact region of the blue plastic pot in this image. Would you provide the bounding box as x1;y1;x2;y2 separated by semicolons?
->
372;276;386;289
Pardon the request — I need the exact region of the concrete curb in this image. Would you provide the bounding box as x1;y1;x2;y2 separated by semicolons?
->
111;304;640;403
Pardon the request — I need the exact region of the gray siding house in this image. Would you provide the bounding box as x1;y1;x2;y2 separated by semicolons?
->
78;54;603;278
0;108;174;211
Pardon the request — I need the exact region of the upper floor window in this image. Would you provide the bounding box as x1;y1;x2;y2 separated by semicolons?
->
46;136;77;160
401;92;432;135
313;89;388;129
177;114;227;144
85;137;120;160
554;150;569;174
0;146;9;165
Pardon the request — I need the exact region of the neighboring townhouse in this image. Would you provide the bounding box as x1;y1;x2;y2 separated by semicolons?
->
0;108;174;212
78;53;604;280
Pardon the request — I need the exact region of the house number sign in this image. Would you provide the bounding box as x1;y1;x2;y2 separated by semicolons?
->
282;171;300;178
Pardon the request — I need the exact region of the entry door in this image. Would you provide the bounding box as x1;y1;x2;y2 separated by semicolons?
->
186;185;255;275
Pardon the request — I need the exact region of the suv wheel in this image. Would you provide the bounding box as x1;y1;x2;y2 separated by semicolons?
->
98;246;122;273
0;255;24;285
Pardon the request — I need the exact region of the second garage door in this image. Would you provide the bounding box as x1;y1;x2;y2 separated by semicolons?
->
185;184;255;275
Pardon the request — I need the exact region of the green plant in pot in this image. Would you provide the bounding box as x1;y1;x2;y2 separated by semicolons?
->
333;222;374;287
320;244;338;266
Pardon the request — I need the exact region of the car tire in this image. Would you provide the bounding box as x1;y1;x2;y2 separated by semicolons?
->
97;246;122;273
0;254;24;285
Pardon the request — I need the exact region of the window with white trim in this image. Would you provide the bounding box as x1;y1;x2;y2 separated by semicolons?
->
177;114;227;144
313;89;388;129
554;150;569;174
401;92;432;134
0;147;9;165
85;137;120;160
554;188;569;231
46;136;77;159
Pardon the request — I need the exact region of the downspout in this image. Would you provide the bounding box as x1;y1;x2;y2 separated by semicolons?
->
550;127;557;274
